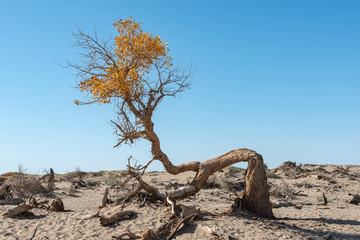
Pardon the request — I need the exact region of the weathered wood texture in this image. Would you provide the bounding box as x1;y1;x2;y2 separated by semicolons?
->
163;149;273;218
101;187;109;208
3;204;32;217
242;154;274;218
99;210;137;226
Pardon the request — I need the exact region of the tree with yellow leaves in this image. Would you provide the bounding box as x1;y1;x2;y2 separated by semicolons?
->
68;17;273;218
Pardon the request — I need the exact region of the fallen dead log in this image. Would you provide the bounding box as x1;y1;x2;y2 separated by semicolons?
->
100;210;137;226
3;204;33;217
29;197;49;209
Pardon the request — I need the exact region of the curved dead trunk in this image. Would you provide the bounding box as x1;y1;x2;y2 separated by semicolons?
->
164;148;273;218
128;104;273;217
242;154;273;218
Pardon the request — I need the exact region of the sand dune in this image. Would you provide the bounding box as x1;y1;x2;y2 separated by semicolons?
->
1;164;360;239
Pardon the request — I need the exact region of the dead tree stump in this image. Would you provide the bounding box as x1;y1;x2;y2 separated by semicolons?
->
49;198;64;212
47;168;55;192
101;187;109;208
242;154;273;218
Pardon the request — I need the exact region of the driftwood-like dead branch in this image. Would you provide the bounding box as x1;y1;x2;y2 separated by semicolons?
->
322;192;328;205
100;210;137;226
112;232;142;239
116;185;142;206
28;197;50;209
101;187;109;208
138;213;197;240
120;157;165;204
113;206;198;240
167;196;176;215
136;177;165;201
38;168;55;192
29;227;38;240
165;214;196;240
3;204;33;217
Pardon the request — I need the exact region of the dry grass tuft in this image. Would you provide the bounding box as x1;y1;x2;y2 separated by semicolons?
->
269;180;297;200
0;174;53;201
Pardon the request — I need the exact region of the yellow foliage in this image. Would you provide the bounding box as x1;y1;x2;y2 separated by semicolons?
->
78;17;172;104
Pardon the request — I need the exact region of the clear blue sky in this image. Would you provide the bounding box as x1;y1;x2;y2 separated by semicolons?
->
1;0;359;174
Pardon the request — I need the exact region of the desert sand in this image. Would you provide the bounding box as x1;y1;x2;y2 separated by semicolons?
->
1;163;360;240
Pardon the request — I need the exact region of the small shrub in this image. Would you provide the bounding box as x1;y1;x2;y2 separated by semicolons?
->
64;170;88;181
105;176;121;186
267;171;281;179
203;175;222;189
0;174;52;200
227;166;245;174
269;180;297;199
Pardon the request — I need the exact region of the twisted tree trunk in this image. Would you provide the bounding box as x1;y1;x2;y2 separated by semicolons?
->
242;154;273;217
126;99;273;217
165;149;273;218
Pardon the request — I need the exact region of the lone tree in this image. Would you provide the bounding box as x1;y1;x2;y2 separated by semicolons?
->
68;17;273;218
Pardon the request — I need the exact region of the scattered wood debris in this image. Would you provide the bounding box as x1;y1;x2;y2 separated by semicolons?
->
112;203;199;240
347;193;360;205
317;192;328;205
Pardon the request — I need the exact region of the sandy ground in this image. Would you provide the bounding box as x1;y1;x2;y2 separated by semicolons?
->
1;164;360;240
